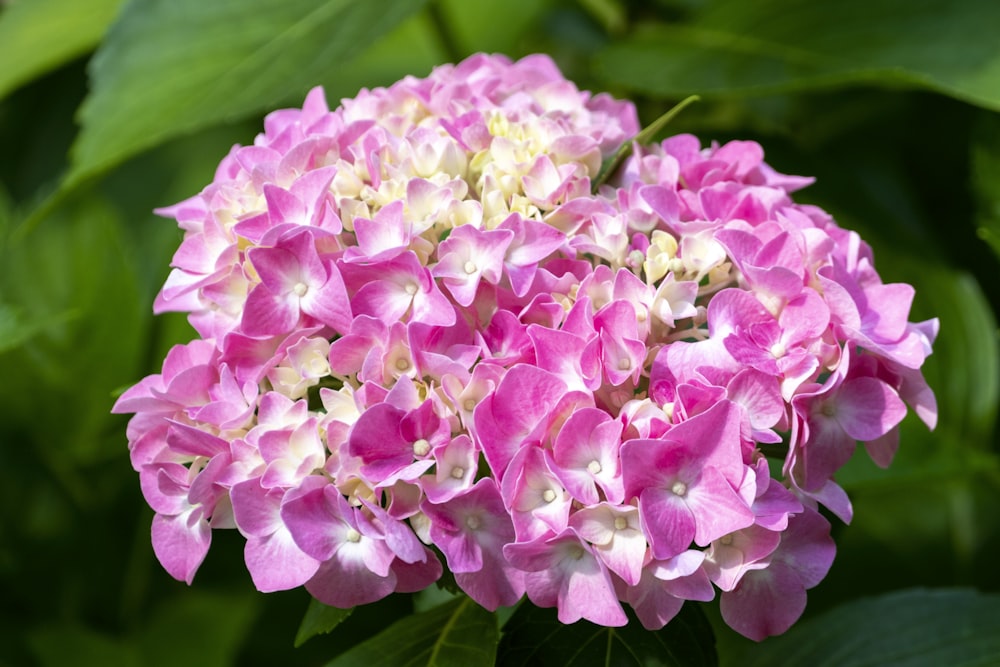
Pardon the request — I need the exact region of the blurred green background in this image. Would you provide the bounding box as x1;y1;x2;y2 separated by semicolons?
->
1;0;999;665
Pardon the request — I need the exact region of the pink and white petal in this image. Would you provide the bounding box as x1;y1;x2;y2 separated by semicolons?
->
242;284;299;336
244;530;321;592
686;467;755;547
151;509;211;585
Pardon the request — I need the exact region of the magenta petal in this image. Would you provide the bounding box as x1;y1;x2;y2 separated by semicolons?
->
777;508;836;590
454;566;525;611
720;560;807;641
391;549;443;593
348;402;411;480
475;365;569;479
244;530;321;592
242;283;299;336
835;377;907;441
423;480;525;609
505;530;627;626
301;261;352;333
231;478;282;537
304;548;397;608
280;483;349;560
151;509;211;585
686;467;755;547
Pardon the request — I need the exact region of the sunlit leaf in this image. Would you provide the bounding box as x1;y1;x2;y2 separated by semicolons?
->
68;0;428;189
497;602;717;667
741;588;1000;667
0;0;123;100
326;596;498;667
595;0;1000;110
311;11;444;101
295;598;354;648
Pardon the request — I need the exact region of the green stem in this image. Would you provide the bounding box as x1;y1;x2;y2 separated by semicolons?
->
592;95;701;192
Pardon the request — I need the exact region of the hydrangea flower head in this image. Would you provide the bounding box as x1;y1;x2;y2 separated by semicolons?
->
114;53;937;640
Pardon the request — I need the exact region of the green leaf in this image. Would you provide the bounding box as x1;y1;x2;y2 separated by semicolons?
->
0;0;123;100
326;596;498;667
592;94;700;191
0;303;74;354
295;598;354;648
741;588;1000;667
433;0;554;58
27;625;141;667
67;0;429;190
310;10;444;106
25;591;259;667
497;602;717;667
0;192;147;468
594;0;1000;110
136;591;260;667
972;112;1000;260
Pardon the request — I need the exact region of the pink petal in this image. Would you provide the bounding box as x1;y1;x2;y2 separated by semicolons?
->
151;509;211;585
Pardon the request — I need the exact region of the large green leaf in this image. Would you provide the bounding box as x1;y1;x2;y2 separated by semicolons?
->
27;625;142;667
0;0;123;100
27;591;259;667
972;112;1000;259
67;0;428;189
0;303;74;354
741;588;1000;667
136;591;260;667
497;602;717;667
433;0;554;58
0;192;146;467
295;598;354;648
325;596;498;667
594;0;1000;110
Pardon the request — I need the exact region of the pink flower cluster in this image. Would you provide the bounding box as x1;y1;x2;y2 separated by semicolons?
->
113;53;937;640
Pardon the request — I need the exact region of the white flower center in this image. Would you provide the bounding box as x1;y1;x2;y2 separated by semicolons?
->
542;489;557;503
412;439;431;456
617;358;631;371
463;260;478;275
450;466;466;479
465;515;481;531
671;481;688;497
587;460;602;475
345;528;361;543
293;282;309;297
404;282;419;295
613;516;628;531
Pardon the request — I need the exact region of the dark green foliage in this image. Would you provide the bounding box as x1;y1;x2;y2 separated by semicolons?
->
1;1;998;665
